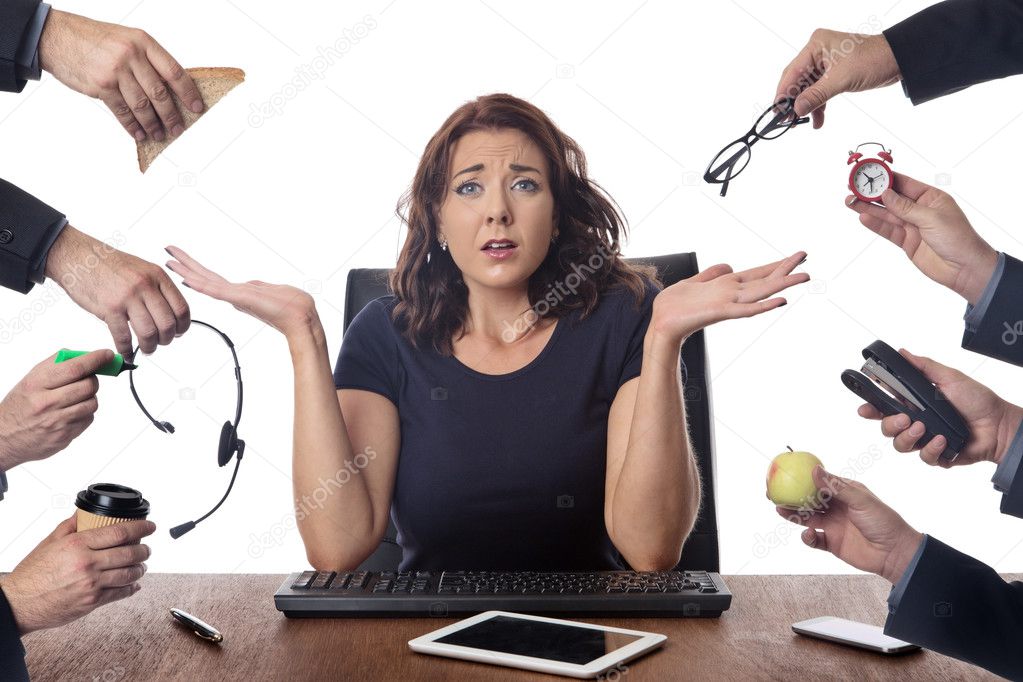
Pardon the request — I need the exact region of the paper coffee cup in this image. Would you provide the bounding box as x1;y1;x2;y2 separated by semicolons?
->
75;483;150;531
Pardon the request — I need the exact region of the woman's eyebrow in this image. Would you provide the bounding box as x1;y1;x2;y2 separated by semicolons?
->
509;164;542;175
454;163;484;178
453;163;544;178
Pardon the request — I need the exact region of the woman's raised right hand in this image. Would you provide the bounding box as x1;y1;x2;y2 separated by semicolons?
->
165;246;319;338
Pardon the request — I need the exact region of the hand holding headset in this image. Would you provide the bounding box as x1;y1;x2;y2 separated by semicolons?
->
128;320;245;539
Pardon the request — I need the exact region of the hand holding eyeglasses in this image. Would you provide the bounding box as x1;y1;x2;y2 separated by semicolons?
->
775;29;902;128
704;98;809;197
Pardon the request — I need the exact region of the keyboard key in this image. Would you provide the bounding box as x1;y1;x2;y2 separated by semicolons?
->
329;573;352;590
311;572;336;589
346;572;368;590
292;571;317;589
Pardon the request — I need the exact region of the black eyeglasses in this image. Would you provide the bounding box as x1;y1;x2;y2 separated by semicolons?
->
704;98;809;197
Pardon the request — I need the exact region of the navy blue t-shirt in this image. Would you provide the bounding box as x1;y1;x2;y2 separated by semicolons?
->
333;280;662;571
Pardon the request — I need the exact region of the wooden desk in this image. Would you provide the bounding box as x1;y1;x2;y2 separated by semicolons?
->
22;573;1011;681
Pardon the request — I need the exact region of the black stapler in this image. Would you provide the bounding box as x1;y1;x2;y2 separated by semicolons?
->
841;340;970;463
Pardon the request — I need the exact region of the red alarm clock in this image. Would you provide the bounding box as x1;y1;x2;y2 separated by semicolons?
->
847;142;894;204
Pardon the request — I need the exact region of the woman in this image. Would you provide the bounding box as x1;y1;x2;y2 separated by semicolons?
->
166;94;808;572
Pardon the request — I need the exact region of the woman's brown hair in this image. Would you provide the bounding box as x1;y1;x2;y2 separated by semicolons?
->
390;93;658;355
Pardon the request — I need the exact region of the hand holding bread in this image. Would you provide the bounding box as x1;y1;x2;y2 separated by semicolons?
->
38;9;203;143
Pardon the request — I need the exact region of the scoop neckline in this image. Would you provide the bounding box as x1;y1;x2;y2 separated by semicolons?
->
449;314;568;381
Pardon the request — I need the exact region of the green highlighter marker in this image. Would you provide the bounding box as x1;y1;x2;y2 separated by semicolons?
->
54;349;137;377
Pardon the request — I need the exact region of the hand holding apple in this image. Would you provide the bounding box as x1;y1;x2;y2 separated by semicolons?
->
766;447;823;510
777;466;924;584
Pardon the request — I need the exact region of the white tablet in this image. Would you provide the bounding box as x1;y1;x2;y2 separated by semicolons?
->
408;610;667;679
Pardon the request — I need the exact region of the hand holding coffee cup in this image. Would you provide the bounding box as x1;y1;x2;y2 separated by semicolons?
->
75;483;151;530
0;484;154;634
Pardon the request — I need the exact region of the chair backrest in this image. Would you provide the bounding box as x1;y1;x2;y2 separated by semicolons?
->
343;253;720;572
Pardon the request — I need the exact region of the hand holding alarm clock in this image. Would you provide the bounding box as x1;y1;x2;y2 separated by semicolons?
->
847;142;894;204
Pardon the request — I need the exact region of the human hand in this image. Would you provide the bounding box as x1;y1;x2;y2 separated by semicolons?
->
778;466;923;584
775;30;901;128
0;350;111;472
858;349;1023;468
649;251;809;344
38;9;202;141
0;517;154;634
165;246;318;339
845;173;998;305
44;226;191;356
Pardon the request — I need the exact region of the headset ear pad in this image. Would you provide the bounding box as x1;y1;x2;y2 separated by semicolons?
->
218;422;238;467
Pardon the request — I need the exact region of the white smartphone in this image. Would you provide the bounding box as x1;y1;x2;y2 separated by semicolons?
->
792;616;921;654
409;610;667;679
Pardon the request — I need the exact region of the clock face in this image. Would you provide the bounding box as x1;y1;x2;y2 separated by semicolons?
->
852;161;891;199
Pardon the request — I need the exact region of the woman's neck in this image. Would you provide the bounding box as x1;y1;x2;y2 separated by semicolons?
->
463;283;537;344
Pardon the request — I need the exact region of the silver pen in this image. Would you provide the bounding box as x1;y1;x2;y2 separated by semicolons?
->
170;608;224;643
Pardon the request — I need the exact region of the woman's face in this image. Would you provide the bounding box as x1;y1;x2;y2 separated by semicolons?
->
436;128;556;294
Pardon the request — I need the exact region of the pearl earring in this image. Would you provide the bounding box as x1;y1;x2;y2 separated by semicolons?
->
439;238;448;251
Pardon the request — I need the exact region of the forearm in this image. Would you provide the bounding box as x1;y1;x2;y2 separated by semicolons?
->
0;438;19;473
287;319;376;570
611;330;700;570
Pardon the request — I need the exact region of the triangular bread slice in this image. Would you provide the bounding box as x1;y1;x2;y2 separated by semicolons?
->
136;67;245;173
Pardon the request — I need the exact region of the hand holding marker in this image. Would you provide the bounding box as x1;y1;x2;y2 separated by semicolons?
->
55;349;137;377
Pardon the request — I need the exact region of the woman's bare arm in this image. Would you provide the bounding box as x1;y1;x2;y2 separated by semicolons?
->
165;247;400;570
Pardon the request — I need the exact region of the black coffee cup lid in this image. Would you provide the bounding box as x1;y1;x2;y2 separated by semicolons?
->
75;483;150;518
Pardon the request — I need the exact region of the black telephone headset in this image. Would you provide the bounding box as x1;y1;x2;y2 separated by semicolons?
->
128;320;245;539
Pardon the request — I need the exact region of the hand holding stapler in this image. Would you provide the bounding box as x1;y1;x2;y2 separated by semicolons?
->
841;340;970;463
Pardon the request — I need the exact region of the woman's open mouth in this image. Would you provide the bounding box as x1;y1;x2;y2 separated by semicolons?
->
481;239;518;260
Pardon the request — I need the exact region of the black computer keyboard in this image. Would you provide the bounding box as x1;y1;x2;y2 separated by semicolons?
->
274;569;732;618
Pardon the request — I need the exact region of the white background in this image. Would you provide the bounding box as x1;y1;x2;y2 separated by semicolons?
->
1;0;1020;577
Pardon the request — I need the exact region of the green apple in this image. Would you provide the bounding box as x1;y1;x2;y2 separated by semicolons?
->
766;448;823;510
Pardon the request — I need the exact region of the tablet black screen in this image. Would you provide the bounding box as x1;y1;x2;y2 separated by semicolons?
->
436;615;642;665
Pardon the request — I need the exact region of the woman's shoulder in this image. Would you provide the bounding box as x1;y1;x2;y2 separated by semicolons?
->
346;295;399;337
594;274;661;319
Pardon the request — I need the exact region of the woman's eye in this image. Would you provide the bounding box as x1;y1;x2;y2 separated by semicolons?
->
455;181;481;196
514;179;539;192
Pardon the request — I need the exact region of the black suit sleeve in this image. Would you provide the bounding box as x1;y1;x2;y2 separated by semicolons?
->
883;0;1023;105
0;585;28;682
0;0;41;93
885;537;1023;679
0;178;65;294
962;253;1023;368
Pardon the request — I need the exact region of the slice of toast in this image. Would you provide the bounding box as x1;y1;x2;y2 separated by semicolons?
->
136;67;245;173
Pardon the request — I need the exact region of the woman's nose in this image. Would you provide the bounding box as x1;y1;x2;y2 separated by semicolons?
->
485;194;511;225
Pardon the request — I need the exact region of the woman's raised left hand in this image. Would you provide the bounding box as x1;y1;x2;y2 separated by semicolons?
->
650;251;809;343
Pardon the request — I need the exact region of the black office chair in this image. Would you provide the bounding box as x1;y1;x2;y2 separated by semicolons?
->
343;253;721;572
